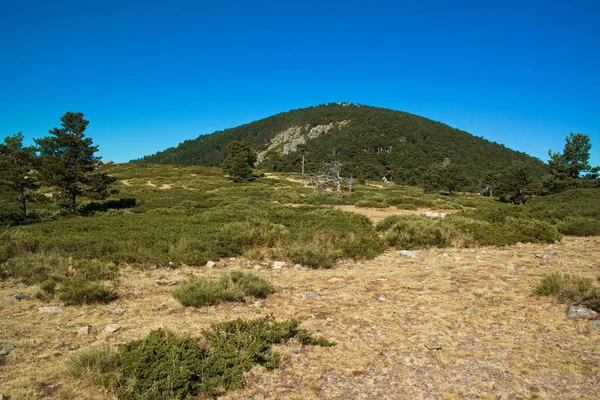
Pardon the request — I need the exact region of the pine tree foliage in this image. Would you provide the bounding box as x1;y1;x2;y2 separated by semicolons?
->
221;141;256;182
0;132;40;220
35;112;115;213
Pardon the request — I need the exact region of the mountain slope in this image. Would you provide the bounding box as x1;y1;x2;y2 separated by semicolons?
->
135;103;546;186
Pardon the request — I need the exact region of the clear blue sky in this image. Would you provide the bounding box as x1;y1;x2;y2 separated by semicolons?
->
1;0;599;166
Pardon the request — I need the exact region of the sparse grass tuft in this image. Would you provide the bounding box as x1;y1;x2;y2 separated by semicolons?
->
534;272;600;312
68;346;123;392
172;271;275;307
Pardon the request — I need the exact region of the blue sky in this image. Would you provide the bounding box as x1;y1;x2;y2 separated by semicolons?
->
1;0;599;166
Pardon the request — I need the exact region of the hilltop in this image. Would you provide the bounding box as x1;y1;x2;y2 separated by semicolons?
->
136;103;547;187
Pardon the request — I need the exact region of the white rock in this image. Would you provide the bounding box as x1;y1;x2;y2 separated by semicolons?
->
38;306;63;313
272;261;286;269
398;250;417;258
206;261;216;268
378;295;387;302
104;324;121;333
77;326;91;335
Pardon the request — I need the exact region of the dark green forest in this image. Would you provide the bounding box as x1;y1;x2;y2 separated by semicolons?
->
136;103;548;188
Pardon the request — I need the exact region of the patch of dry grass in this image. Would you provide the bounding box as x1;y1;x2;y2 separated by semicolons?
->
1;237;599;399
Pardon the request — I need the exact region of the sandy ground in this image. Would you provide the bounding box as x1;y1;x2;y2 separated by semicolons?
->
1;237;599;399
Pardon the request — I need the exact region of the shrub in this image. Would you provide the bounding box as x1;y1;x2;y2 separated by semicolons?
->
57;280;117;305
354;200;389;208
286;244;337;268
380;215;454;249
172;271;274;307
71;316;335;399
533;273;596;304
556;217;600;236
503;217;562;244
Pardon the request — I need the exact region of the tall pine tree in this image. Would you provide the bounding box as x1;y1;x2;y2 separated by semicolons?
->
35;112;114;213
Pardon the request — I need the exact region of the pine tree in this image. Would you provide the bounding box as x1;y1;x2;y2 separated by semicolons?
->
222;141;256;182
0;132;40;220
35;112;115;213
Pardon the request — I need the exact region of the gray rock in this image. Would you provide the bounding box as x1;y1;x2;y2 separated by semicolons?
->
0;393;6;400
424;265;432;270
0;342;15;356
132;290;142;296
38;306;63;313
588;320;600;330
9;293;32;302
206;261;216;268
104;324;121;333
535;253;552;260
567;303;599;320
398;250;417;258
302;291;320;299
424;341;442;350
108;308;125;315
378;295;387;302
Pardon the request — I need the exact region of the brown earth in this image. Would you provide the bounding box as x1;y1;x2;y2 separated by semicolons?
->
1;237;599;399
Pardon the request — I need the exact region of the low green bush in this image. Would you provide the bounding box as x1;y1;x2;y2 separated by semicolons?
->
285;244;338;268
556;217;600;236
381;215;455;249
70;316;335;399
172;271;275;307
354;199;389;208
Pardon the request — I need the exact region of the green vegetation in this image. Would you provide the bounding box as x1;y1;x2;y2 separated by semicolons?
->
221;141;257;182
69;316;334;399
534;273;600;312
172;271;275;307
136;103;548;189
545;133;599;193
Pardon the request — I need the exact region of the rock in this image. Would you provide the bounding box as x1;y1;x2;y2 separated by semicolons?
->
424;266;432;270
174;269;183;275
155;279;178;286
378;295;387;302
398;250;417;258
108;308;125;315
464;306;476;315
9;293;32;302
253;265;263;271
424;341;442;350
504;264;515;269
479;250;487;255
272;261;286;269
567;303;599;320
454;256;462;262
77;326;91;335
38;306;63;313
589;320;600;330
104;324;121;333
442;253;449;257
253;300;264;308
206;261;216;268
0;393;6;400
535;254;552;260
302;291;320;299
423;211;446;218
328;277;343;284
132;290;142;296
0;342;15;356
294;264;302;270
327;375;337;383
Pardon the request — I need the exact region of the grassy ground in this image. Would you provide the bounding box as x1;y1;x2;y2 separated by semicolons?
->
0;237;598;399
1;164;599;399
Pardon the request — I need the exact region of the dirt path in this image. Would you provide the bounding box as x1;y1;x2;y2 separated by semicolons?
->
1;237;599;399
332;205;459;224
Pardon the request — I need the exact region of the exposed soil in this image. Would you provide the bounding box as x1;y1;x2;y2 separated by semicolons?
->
1;237;599;399
331;205;460;225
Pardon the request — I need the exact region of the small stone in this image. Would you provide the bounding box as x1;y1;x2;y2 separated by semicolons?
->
424;341;442;350
206;261;216;268
589;320;600;330
535;254;552;260
9;293;32;302
479;250;487;255
567;303;599;320
0;393;6;400
174;269;183;275
328;277;343;283
132;290;142;296
378;295;387;302
155;279;178;286
454;256;462;262
492;287;502;292
104;324;121;333
398;250;417;258
424;265;432;270
108;308;125;315
272;261;286;269
253;265;263;270
442;253;449;257
253;300;264;308
504;264;515;269
327;375;337;383
38;306;63;313
77;326;91;335
302;291;320;299
0;342;15;356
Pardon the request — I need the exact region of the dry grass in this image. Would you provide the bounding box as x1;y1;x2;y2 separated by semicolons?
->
1;237;599;399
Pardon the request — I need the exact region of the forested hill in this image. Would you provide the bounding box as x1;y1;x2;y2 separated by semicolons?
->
135;103;546;186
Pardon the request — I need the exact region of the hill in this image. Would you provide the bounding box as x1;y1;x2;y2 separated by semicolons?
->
135;103;547;187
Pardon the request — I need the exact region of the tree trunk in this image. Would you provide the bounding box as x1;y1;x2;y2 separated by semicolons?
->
301;155;305;179
69;191;77;214
18;187;26;220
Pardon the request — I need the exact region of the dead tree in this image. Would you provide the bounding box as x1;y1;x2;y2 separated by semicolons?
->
309;162;353;197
